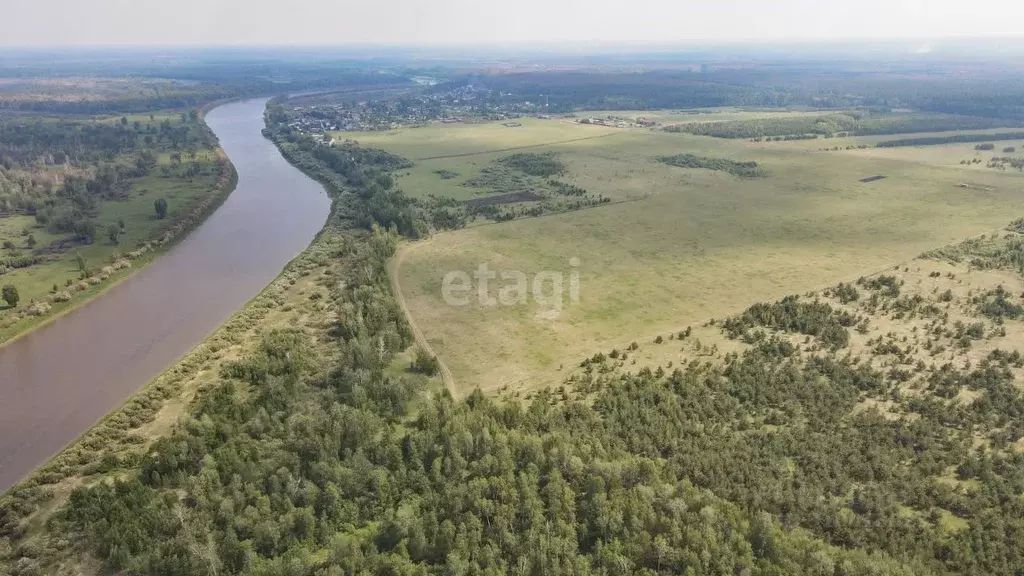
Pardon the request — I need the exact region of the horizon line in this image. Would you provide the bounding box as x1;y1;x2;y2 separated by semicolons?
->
4;34;1024;51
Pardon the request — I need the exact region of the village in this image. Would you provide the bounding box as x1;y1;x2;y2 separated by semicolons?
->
285;83;581;138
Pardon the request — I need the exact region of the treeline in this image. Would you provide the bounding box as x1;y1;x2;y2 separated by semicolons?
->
666;112;1019;140
0;69;411;115
666;114;859;139
876;131;1024;148
658;153;766;178
469;71;764;111
0;113;207;165
263;100;425;239
462;67;1024;121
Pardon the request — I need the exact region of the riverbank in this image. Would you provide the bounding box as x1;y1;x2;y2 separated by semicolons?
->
0;153;237;348
0;106;238;348
0;98;332;496
0;96;418;575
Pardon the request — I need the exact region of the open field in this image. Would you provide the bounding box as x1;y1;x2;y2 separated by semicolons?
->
386;117;1024;395
584;108;835;124
336;116;623;159
768;129;1024;171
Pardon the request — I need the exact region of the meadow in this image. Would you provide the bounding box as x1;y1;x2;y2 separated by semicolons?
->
381;116;1024;395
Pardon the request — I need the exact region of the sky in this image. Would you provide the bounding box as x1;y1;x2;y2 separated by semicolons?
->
4;0;1024;47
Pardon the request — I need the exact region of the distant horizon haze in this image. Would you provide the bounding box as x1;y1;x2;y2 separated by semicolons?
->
4;0;1024;47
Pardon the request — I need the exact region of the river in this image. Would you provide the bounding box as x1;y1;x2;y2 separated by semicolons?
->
0;98;332;493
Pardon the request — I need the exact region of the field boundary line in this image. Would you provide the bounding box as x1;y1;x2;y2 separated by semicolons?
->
389;239;457;397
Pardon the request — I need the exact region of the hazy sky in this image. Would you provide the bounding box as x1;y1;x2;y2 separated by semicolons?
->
5;0;1024;46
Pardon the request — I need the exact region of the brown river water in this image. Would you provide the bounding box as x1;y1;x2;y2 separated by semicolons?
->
0;98;332;493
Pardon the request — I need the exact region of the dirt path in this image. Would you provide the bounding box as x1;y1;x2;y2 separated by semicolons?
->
388;239;457;396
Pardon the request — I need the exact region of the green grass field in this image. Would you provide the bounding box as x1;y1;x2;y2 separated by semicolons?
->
381;116;1024;395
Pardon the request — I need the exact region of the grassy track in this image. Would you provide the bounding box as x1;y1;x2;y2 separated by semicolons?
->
389;239;456;395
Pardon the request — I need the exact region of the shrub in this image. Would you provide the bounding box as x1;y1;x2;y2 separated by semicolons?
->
154;198;168;220
410;346;440;376
2;284;19;307
26;302;50;316
50;291;72;303
496;152;566;177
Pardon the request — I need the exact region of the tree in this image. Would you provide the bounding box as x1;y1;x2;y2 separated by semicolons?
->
411;346;441;376
2;284;19;308
154;198;168;220
26;235;36;249
107;224;121;244
75;221;97;244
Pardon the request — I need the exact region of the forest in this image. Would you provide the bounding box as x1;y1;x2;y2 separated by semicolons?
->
463;67;1024;121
